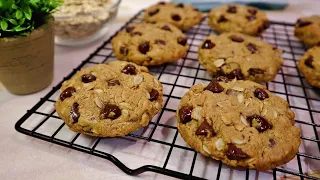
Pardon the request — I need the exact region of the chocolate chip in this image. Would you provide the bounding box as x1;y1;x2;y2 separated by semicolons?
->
230;36;244;43
138;42;150;54
227;5;237;13
205;79;224;93
158;1;165;5
179;106;193;124
176;3;184;8
216;76;230;83
121;64;136;75
149;89;159;101
297;20;312;27
101;104;121;120
171;14;181;21
177;37;187;46
108;79;120;86
254;88;269;100
201;39;215;49
317;42;320;47
272;46;277;50
226;143;250;160
247;115;272;133
194;8;200;12
155;39;166;45
258;21;270;33
60;87;76;101
82;74;96;83
149;8;159;16
305;56;314;68
246;15;256;21
246;43;258;53
248;68;264;75
161;25;171;31
126;26;135;33
70;103;80;124
131;31;142;36
227;69;244;80
248;8;257;15
217;15;228;23
269;139;276;147
120;46;128;55
195;120;215;136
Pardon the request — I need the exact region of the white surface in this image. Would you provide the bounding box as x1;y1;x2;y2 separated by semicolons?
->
1;0;320;180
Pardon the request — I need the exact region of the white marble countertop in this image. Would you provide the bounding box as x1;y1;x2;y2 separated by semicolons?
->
0;0;319;180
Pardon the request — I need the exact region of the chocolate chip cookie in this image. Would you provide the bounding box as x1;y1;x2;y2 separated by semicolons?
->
55;61;163;137
111;23;188;66
208;4;270;36
298;46;320;87
198;32;283;83
144;2;203;30
177;77;301;170
294;15;320;47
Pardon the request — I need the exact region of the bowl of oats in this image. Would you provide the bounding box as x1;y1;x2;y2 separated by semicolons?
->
54;0;121;46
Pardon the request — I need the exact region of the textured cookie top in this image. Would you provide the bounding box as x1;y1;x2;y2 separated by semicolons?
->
177;78;301;170
111;23;188;66
144;2;203;30
294;15;320;47
55;61;163;137
208;4;270;36
298;46;320;87
198;32;283;83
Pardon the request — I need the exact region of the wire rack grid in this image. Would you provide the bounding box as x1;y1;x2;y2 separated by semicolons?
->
15;10;320;180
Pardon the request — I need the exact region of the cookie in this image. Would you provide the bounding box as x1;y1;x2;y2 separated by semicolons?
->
294;15;320;47
198;32;283;83
208;4;270;36
144;2;203;30
298;45;320;87
177;77;301;170
111;23;188;66
55;61;163;137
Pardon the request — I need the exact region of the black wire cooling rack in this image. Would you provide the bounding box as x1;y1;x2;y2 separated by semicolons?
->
15;10;320;180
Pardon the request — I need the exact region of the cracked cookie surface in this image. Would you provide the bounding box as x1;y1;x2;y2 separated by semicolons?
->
208;4;270;36
294;15;320;47
198;32;283;83
177;77;301;170
55;61;163;137
144;2;203;30
298;46;320;87
111;23;188;66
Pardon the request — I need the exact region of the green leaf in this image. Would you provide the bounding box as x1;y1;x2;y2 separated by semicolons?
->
15;10;23;19
8;19;18;25
19;18;25;25
14;25;30;32
11;3;18;9
22;5;32;20
0;20;8;31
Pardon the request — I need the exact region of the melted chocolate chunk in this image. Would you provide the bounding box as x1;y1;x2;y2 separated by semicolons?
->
227;5;237;13
82;74;96;83
248;8;257;15
305;56;314;68
226;69;244;80
126;26;135;33
179;106;193;124
101;104;121;120
247;115;272;133
216;76;230;83
131;31;142;36
205;79;224;93
195;120;215;136
172;14;181;21
177;37;187;46
121;64;136;75
138;42;150;54
297;20;312;27
155;39;166;45
108;79;120;86
248;68;264;75
269;139;276;147
217;15;228;23
60;87;76;101
254;88;269;100
176;3;184;8
70;103;80;124
246;15;256;21
149;9;159;16
201;39;215;49
161;25;171;31
120;46;128;55
247;43;257;53
230;36;244;43
226;143;250;160
149;89;159;101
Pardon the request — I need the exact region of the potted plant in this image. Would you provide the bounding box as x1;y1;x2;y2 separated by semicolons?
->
0;0;62;95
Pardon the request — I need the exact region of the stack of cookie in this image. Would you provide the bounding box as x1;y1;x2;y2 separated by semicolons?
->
55;2;303;171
